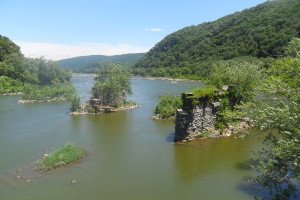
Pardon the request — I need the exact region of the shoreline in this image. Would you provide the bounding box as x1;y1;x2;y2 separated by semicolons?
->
152;115;175;120
71;73;201;82
18;98;68;104
69;104;140;115
176;119;253;143
0;92;23;96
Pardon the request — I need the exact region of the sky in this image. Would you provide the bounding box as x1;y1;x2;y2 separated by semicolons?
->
0;0;266;60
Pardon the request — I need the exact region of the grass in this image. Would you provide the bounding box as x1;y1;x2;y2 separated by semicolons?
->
38;144;86;171
190;86;218;99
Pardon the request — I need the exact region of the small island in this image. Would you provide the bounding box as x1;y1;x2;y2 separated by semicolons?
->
37;144;86;171
70;63;138;115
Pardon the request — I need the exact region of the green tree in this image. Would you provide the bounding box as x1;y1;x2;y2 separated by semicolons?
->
91;63;132;107
208;61;262;109
154;96;182;119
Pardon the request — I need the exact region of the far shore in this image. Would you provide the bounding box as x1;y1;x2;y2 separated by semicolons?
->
72;73;202;83
134;76;201;83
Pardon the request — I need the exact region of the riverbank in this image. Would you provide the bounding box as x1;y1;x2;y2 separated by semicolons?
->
134;76;201;83
0;92;23;96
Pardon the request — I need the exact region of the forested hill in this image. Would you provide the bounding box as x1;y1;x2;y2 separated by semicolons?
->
58;53;145;72
135;0;300;70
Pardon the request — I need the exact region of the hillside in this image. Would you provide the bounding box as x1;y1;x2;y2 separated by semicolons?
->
58;53;145;72
134;0;300;78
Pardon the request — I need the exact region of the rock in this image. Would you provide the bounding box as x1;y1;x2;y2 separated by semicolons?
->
26;179;31;183
17;168;21;173
212;102;221;107
43;153;48;158
16;175;21;179
222;85;229;91
71;180;76;184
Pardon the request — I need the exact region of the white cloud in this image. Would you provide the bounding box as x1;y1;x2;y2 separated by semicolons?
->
15;41;150;60
145;27;163;32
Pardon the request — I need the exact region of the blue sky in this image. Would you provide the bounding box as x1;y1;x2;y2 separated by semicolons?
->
0;0;266;60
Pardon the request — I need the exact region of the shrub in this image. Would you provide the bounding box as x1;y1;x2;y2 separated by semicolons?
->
70;96;81;112
154;96;182;119
38;144;86;171
22;83;75;101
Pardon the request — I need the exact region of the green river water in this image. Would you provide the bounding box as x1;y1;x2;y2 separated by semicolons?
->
0;74;264;200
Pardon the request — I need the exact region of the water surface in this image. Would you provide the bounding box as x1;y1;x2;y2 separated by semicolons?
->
0;74;262;200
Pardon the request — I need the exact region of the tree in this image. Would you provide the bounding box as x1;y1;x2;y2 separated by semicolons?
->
245;57;300;199
154;96;182;119
91;63;132;107
208;61;262;109
284;38;300;58
70;96;81;112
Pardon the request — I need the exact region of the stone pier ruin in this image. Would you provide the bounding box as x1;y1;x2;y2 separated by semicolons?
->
173;85;234;142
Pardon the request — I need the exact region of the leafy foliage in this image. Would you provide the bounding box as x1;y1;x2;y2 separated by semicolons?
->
91;63;132;107
38;144;86;171
21;84;75;101
154;96;182;119
0;35;74;100
0;76;24;94
70;96;81;112
190;86;218;100
284;38;300;58
208;61;262;108
244;57;300;199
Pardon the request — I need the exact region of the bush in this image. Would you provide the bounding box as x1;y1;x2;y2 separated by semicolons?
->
154;96;182;119
0;75;24;94
190;86;218;100
70;96;81;112
208;61;262;108
22;83;75;101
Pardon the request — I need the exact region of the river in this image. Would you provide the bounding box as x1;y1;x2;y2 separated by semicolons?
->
0;74;263;200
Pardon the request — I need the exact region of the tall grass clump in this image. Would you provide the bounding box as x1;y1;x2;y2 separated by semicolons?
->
38;144;86;171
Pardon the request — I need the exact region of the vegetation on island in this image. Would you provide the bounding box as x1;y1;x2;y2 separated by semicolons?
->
58;53;145;73
38;144;86;171
70;63;136;114
21;84;75;102
154;96;182;120
91;63;132;107
0;35;75;101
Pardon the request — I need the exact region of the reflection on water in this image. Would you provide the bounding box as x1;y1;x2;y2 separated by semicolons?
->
0;74;266;200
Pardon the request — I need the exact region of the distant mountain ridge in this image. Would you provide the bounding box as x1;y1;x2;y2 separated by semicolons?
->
135;0;300;71
58;53;145;72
